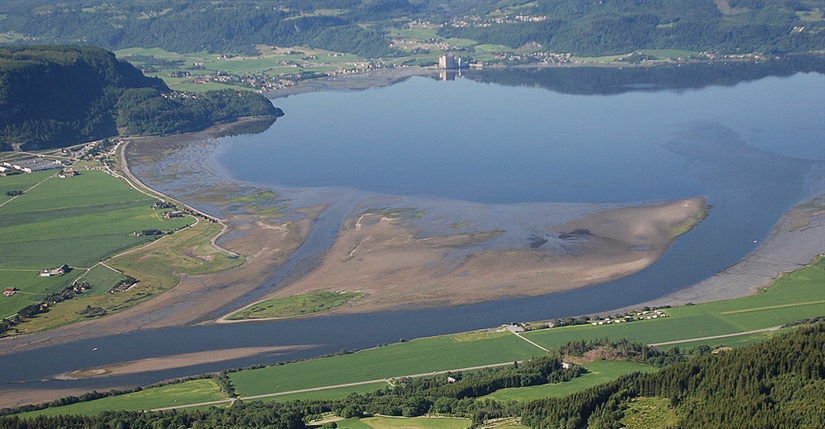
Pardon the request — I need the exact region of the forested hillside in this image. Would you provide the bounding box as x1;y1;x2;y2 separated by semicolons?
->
0;0;822;58
0;46;282;151
523;322;825;428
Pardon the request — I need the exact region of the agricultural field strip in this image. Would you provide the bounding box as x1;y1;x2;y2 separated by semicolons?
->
153;362;519;411
0;173;52;208
511;332;550;352
720;300;825;315
151;326;787;412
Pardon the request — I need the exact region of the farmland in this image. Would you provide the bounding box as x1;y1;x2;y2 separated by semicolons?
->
0;168;190;320
12;255;823;417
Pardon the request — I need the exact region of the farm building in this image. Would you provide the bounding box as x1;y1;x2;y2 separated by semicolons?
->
39;264;69;277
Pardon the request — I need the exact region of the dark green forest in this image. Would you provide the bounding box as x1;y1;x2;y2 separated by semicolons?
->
0;0;823;58
1;323;823;429
0;46;281;151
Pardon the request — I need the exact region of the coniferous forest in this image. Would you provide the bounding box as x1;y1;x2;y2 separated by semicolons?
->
1;323;822;429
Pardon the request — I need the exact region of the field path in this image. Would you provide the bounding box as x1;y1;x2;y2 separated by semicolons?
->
648;326;783;347
117;140;239;257
0;173;52;208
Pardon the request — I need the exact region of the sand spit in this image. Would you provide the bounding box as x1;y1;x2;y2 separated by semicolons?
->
607;195;825;314
55;346;314;380
242;197;708;316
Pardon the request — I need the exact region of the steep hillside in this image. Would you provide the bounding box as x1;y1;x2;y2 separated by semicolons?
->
0;45;166;150
0;45;282;151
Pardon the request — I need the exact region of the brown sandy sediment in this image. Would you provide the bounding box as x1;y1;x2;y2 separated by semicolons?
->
55;346;315;380
237;197;708;317
605;194;825;314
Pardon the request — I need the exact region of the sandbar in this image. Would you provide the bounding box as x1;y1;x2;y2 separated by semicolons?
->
230;197;708;317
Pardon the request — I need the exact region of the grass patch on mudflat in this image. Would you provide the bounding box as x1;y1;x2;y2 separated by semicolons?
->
228;291;365;320
17;379;226;418
109;220;243;283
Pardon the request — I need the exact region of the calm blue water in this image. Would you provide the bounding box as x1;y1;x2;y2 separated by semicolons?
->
2;70;823;393
212;73;824;204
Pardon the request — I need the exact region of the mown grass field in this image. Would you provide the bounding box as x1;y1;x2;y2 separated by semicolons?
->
483;360;659;402
231;333;544;397
16;379;225;418
358;416;471;429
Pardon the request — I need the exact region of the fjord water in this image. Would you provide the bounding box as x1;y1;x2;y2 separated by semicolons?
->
2;68;823;391
214;71;823;204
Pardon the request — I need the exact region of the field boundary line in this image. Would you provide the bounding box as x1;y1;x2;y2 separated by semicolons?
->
510;330;549;353
649;326;782;347
0;173;53;208
720;300;825;315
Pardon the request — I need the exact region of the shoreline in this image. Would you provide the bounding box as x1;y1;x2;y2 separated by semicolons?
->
604;195;825;315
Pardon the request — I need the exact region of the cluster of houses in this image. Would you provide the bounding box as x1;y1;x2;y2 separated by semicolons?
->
590;309;669;326
151;201;184;219
1;159;68;175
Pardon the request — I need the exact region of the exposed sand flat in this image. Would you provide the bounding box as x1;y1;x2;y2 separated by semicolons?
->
55;346;314;380
246;197;708;315
607;195;825;313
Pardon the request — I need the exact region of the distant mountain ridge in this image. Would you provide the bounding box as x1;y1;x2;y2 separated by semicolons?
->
0;0;823;57
0;45;281;151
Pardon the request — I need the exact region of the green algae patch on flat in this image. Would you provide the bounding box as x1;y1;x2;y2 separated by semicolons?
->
227;291;365;320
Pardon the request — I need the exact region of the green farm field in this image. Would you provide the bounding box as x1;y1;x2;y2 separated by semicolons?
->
15;379;225;418
231;333;544;397
0;170;192;316
522;260;825;350
359;416;471;429
483;360;659;402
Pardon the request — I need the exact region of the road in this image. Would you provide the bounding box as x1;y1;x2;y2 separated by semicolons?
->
648;326;782;347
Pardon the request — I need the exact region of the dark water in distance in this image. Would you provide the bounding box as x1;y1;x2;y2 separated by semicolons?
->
2;67;823;392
